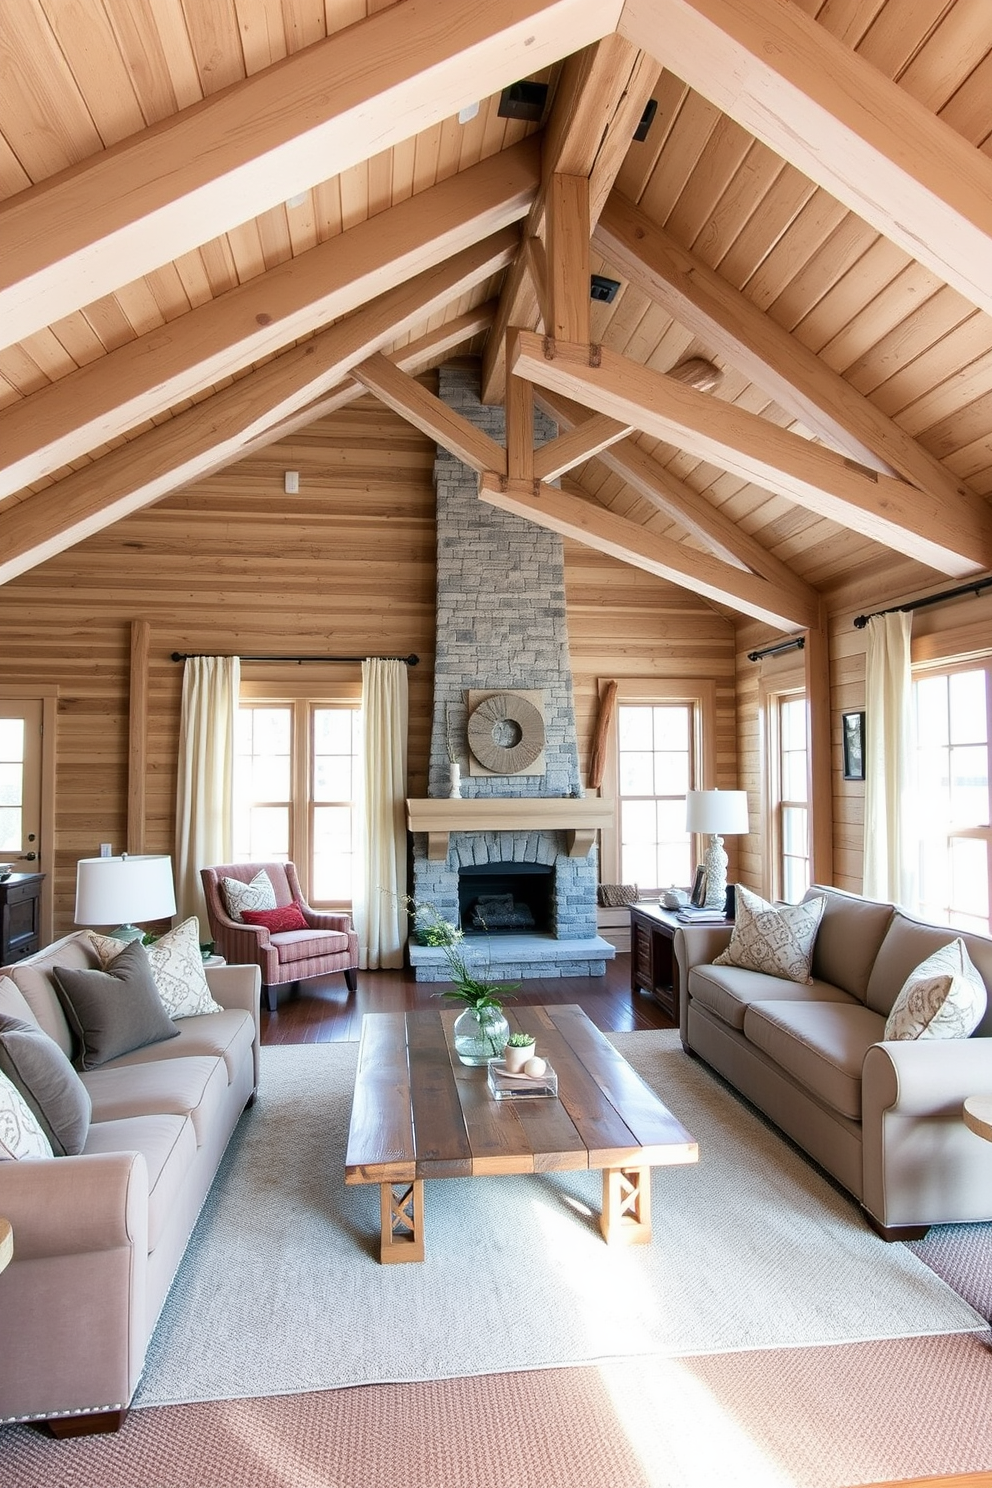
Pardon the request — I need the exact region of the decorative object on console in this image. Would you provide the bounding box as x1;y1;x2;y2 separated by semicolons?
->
660;887;689;909
220;869;277;922
74;853;177;943
713;885;825;985
51;940;181;1069
884;939;987;1041
86;917;222;1019
685;790;750;911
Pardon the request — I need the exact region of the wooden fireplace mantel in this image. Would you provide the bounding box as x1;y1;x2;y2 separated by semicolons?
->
406;797;613;861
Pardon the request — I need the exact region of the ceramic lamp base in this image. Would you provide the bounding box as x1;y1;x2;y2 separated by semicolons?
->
702;835;728;911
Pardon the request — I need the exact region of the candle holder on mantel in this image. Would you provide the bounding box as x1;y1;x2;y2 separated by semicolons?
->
448;761;462;798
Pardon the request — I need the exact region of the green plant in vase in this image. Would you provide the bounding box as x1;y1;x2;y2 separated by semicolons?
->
409;899;518;1065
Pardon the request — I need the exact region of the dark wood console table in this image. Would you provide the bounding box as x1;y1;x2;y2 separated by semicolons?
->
0;872;45;965
629;902;683;1022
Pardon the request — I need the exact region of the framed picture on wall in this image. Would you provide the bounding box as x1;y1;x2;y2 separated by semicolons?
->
842;711;866;781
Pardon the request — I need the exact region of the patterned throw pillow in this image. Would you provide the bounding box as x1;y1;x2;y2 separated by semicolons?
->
0;1068;53;1160
87;918;222;1019
221;870;277;922
713;885;826;985
242;904;308;933
884;939;987;1041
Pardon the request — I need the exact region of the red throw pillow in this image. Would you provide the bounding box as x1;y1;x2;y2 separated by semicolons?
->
241;904;309;933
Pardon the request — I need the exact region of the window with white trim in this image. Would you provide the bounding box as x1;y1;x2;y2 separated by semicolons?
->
234;694;362;907
776;694;810;904
616;702;695;894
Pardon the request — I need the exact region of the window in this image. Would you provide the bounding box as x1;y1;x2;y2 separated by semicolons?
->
914;664;991;935
235;698;362;906
616;703;695;893
776;695;810;904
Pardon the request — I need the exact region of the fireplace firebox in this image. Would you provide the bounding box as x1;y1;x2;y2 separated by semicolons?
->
458;862;554;936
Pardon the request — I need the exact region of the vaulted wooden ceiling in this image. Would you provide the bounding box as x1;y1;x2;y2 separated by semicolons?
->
2;0;992;632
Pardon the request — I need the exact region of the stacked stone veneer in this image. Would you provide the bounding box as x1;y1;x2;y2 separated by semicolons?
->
411;365;608;981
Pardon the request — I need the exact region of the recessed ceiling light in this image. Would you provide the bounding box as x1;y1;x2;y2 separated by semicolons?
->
497;81;549;122
590;275;621;304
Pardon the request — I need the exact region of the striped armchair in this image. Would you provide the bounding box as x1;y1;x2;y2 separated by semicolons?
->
200;861;358;1012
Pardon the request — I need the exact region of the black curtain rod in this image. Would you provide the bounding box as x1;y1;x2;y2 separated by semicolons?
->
171;652;419;665
747;636;806;663
853;576;992;629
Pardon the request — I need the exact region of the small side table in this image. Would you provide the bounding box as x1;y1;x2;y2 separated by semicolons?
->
202;954;227;968
0;1217;12;1273
963;1096;992;1143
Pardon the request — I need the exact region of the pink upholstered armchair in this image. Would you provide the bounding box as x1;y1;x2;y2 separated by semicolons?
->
200;861;358;1012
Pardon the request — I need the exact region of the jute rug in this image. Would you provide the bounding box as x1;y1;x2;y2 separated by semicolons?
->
132;1030;982;1408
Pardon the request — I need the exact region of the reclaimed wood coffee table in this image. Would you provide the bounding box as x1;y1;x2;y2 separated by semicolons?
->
345;1002;697;1263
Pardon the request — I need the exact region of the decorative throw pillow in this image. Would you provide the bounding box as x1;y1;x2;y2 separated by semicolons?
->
52;940;180;1070
242;903;309;933
713;885;826;985
884;939;987;1041
87;919;222;1019
0;1013;91;1155
221;870;277;922
0;1069;53;1160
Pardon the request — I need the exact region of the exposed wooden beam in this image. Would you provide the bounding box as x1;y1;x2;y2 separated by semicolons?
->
548;175;591;345
618;0;992;322
506;366;535;483
479;474;818;630
244;304;499;454
0;234;516;584
0;141;539;501
533;410;632;482
0;0;619;350
511;330;992;577
533;386;814;602
593;191;977;510
352;355;507;475
480;33;656;403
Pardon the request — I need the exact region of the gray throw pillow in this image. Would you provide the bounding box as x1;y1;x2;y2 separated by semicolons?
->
52;940;180;1071
0;1013;92;1155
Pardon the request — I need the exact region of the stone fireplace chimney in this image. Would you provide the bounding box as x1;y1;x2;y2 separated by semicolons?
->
409;365;614;981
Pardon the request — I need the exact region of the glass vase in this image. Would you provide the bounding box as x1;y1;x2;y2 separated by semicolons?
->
452;1005;510;1066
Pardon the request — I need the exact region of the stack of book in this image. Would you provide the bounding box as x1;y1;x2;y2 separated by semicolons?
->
675;905;728;923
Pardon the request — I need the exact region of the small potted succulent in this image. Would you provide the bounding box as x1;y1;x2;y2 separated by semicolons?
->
503;1031;537;1074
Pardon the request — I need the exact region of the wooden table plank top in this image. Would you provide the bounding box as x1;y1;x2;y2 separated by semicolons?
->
346;1005;697;1183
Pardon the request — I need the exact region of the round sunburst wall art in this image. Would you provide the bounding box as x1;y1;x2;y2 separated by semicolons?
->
466;691;546;775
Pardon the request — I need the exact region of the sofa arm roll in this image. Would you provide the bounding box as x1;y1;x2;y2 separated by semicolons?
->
206;962;262;1018
303;910;352;932
863;1038;992;1120
674;924;735;979
0;1151;148;1260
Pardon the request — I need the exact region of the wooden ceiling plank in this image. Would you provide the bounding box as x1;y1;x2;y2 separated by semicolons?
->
352;354;507;475
0;141;538;499
0;234;515;583
0;0;620;349
480;31;656;403
478;472;818;629
511;328;992;576
594;192;986;512
617;0;992;322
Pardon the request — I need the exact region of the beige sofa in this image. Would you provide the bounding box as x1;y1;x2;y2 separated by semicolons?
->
0;931;260;1434
675;885;992;1240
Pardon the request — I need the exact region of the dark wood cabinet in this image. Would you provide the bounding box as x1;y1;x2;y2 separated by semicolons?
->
629;902;683;1022
0;873;45;965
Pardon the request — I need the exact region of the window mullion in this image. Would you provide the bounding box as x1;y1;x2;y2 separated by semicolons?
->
292;701;310;901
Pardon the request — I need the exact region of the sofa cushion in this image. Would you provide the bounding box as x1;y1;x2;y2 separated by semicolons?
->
5;933;100;1058
743;1000;887;1120
82;1055;228;1147
272;929;350;965
688;963;858;1032
866;911;992;1024
804;885;895;1002
52;941;180;1070
221;870;276;922
243;903;308;932
884;939;987;1041
83;1112;196;1253
88;919;222;1019
0;1068;53;1159
101;1008;255;1085
0;1014;91;1155
713;886;826;984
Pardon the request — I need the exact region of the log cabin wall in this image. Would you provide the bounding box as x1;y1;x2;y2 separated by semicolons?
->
0;386;738;939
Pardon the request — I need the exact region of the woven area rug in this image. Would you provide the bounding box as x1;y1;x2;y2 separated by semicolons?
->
133;1030;983;1408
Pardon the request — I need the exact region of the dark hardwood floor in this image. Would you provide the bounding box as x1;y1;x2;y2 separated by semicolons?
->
259;951;676;1044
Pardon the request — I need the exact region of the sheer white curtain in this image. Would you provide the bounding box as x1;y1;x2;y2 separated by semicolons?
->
355;658;408;969
863;612;916;907
175;655;240;927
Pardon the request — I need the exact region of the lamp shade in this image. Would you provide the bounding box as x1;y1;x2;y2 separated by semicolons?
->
74;855;177;927
685;789;749;837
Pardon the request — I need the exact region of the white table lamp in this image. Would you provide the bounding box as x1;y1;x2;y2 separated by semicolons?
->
75;854;177;942
685;790;749;911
